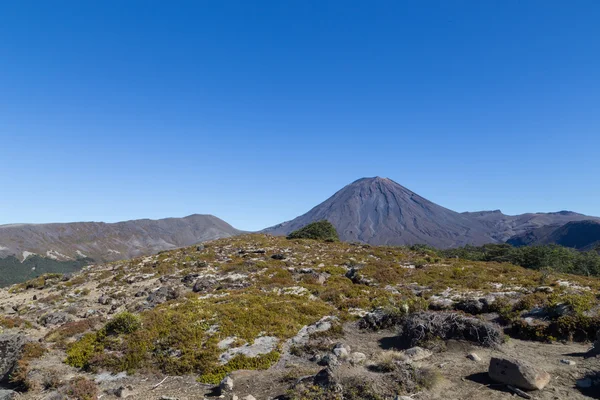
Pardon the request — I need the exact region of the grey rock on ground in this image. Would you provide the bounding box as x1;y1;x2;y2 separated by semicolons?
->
402;346;433;362
0;333;26;382
219;376;234;394
489;357;551;390
0;390;16;400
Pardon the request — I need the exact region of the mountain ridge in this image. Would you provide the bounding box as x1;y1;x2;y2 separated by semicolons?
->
264;177;600;248
0;213;242;263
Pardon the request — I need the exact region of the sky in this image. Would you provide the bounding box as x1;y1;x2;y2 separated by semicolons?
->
1;1;599;231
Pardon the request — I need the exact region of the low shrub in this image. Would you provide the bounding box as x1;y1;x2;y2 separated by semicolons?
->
396;311;504;348
287;221;339;242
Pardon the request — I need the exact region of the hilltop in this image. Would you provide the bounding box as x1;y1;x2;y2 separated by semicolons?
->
1;234;600;399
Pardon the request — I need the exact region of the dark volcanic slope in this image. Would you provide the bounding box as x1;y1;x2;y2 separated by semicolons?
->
264;177;600;248
264;177;494;247
507;220;600;251
0;214;242;263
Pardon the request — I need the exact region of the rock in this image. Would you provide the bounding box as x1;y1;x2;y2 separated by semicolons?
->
395;396;413;400
318;353;340;367
402;347;433;362
560;359;576;366
271;254;286;260
115;385;135;398
315;273;329;285
488;357;551;390
242;396;256;400
159;397;179;400
39;311;72;327
219;336;279;364
349;352;366;366
181;273;200;285
196;245;205;251
0;390;16;400
219;376;234;394
332;343;350;359
535;286;554;294
0;333;26;382
98;295;112;305
147;286;178;305
467;352;482;362
455;299;485;314
193;279;216;293
313;368;337;387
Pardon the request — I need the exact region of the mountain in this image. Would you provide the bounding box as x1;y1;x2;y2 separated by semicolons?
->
507;220;600;251
264;177;494;247
0;214;241;263
462;210;598;243
264;177;600;248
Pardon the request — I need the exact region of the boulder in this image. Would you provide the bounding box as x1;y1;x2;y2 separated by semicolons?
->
193;279;216;293
0;333;26;382
0;390;16;400
488;357;550;390
219;376;234;394
39;311;72;327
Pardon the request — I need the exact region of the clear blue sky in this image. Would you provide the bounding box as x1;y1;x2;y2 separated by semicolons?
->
1;1;599;231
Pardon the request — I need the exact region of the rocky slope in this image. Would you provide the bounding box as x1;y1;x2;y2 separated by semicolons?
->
1;234;600;399
264;177;599;248
507;220;600;250
0;214;241;263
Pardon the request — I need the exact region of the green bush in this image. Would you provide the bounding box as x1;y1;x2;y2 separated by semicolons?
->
103;312;141;335
287;221;339;242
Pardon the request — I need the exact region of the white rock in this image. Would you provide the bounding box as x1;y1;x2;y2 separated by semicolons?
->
560;359;576;366
467;353;482;362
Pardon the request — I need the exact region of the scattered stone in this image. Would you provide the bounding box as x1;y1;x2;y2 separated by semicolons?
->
98;295;112;305
402;347;433;362
467;352;482;362
271;254;286;260
193;279;216;293
535;286;554;294
0;333;26;382
219;375;234;394
488;357;551;390
147;286;179;305
560;359;576;366
39;311;72;327
196;244;205;251
313;368;337;387
318;353;340;367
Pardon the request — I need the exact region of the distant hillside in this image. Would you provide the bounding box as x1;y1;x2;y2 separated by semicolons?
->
264;177;600;248
507;220;600;251
0;214;242;286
